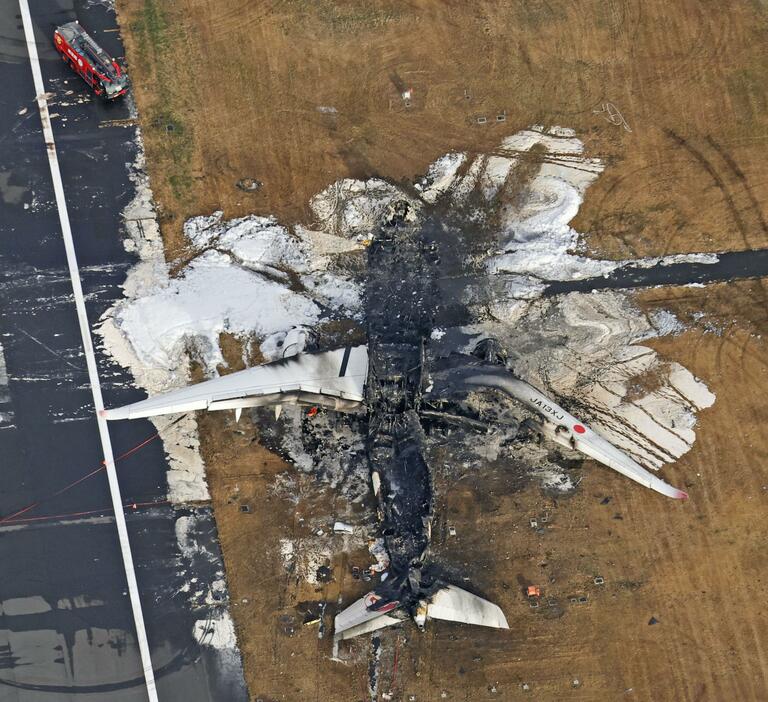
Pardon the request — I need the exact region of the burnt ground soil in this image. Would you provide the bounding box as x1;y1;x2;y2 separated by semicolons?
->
115;1;768;700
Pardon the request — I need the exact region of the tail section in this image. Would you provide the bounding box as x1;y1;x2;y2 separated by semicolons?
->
332;579;508;658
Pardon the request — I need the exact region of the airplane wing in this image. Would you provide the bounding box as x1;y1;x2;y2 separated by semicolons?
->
462;371;688;499
427;357;688;500
102;346;368;420
532;410;689;499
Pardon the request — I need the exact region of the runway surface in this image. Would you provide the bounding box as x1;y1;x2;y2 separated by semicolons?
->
0;1;248;699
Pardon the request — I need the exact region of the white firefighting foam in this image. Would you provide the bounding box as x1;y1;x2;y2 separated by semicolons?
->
99;151;363;503
100;134;244;666
97;138;209;503
448;126;715;473
101;125;714;501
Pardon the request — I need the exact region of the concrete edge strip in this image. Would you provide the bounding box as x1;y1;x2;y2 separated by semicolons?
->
16;4;159;700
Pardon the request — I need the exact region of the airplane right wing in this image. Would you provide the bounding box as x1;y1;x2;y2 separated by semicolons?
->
102;346;368;421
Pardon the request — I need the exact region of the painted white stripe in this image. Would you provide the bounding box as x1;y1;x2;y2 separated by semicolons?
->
17;4;159;700
0;340;12;428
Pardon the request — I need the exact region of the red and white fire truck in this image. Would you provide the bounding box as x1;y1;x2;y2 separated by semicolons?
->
54;21;127;100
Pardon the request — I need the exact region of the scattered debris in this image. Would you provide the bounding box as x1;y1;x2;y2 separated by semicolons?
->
101;126;720;672
368;538;390;573
298;601;325;628
333;521;354;534
527;586;541;609
278;613;296;636
236;178;262;192
593;101;632;132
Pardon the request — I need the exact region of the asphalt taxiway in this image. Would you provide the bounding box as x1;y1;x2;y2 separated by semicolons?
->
0;1;248;699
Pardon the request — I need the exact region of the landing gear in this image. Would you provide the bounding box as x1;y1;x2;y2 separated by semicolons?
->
472;337;507;366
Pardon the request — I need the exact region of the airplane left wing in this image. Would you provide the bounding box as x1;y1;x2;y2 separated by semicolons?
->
426;356;689;500
102;346;368;420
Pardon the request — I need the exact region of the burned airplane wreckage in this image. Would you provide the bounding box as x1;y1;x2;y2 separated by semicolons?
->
103;198;688;651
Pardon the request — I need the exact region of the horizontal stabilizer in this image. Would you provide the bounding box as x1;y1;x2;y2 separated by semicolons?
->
427;585;509;629
333;583;508;645
102;346;368;420
335;613;401;642
334;591;403;643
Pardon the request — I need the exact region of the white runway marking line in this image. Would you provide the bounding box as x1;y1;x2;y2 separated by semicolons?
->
17;3;159;700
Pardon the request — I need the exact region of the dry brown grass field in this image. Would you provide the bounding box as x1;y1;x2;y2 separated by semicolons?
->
116;2;768;699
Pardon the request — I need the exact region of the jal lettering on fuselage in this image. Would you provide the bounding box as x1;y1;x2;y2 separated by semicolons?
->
530;396;564;421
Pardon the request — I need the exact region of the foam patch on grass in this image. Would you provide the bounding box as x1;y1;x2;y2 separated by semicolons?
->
101;125;715;504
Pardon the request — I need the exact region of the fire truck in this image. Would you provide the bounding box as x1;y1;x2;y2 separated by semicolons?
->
53;21;127;99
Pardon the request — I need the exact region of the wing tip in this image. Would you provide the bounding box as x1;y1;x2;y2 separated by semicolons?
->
100;407;128;421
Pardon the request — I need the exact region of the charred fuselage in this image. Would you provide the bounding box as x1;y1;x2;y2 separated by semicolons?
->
364;203;442;605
